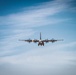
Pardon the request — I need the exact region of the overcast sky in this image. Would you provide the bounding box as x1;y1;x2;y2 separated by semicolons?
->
0;0;76;75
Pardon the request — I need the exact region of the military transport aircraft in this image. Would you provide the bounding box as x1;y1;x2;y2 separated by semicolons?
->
19;32;63;46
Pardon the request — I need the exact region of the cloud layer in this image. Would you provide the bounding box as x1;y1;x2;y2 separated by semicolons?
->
0;0;76;75
0;42;76;75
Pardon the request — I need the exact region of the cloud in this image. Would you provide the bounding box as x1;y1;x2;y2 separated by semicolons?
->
0;42;76;75
0;0;76;75
0;0;71;57
0;41;76;63
0;29;35;57
0;0;73;56
0;0;71;28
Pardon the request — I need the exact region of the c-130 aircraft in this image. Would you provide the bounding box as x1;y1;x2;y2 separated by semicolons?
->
19;32;63;46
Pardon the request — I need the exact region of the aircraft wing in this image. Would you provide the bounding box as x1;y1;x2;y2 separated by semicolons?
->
19;39;32;43
43;39;63;43
19;39;39;43
32;39;39;43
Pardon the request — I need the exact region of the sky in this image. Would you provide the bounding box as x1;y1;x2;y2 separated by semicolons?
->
0;0;76;75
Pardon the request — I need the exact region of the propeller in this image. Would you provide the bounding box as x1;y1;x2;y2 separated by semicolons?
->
51;38;56;43
28;38;32;43
45;39;49;43
33;39;37;43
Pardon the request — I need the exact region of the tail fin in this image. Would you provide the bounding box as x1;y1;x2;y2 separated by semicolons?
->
40;32;41;40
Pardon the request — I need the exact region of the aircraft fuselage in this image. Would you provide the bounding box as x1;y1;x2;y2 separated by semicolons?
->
38;40;44;46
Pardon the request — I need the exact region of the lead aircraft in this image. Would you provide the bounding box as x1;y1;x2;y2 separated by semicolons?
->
19;32;63;46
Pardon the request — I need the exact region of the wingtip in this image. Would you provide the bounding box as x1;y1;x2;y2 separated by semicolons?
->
57;39;64;41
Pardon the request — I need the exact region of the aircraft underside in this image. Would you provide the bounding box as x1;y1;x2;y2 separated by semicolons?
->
38;42;44;46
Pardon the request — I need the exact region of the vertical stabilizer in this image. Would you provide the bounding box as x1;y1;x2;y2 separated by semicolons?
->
40;32;41;40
